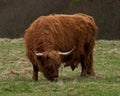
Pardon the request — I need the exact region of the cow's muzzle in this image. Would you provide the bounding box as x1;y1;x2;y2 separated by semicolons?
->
48;75;59;82
50;77;59;82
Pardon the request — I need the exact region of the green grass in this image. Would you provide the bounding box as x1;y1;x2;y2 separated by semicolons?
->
0;39;120;96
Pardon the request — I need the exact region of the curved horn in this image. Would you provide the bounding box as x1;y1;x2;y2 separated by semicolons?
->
31;49;43;56
58;47;75;55
35;52;43;56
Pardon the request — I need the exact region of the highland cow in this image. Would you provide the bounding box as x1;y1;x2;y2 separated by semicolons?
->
24;13;98;81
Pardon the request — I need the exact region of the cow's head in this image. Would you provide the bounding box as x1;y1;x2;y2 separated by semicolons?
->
34;47;75;81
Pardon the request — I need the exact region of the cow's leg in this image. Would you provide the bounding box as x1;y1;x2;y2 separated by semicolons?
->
87;52;95;76
29;59;39;81
32;65;39;81
80;54;88;77
26;50;39;81
85;41;95;76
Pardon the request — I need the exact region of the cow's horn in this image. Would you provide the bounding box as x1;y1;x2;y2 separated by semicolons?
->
58;47;75;55
31;49;43;56
35;52;43;56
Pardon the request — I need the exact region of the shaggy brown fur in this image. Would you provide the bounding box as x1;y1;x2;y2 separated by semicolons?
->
24;13;98;81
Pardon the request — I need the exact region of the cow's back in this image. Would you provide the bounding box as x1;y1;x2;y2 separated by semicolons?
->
24;14;98;52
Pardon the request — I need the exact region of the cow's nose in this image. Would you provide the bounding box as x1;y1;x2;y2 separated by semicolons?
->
50;77;59;82
53;78;59;82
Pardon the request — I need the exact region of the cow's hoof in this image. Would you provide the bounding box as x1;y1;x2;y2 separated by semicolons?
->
87;72;95;76
32;77;38;81
80;73;88;77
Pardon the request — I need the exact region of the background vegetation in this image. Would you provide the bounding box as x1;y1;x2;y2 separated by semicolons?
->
0;39;120;96
0;1;119;96
0;0;120;39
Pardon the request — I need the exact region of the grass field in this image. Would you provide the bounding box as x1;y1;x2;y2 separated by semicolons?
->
0;38;120;96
